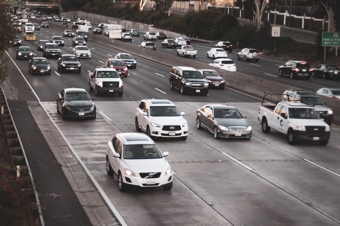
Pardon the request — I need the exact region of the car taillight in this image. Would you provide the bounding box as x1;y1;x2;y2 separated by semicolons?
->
293;68;300;72
230;44;233;46
222;44;226;47
329;70;333;73
308;68;313;72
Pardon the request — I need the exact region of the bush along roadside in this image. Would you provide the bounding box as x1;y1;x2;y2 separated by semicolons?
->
0;89;42;226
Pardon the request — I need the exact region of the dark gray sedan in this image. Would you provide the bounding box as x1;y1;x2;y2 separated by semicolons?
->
28;57;51;75
196;104;252;139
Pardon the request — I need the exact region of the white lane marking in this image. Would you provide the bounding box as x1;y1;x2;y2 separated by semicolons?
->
107;54;112;57
87;70;91;73
222;152;254;171
155;73;164;77
55;71;60;76
264;73;278;77
99;110;113;122
91;47;95;50
155;88;166;94
304;159;340;177
250;63;261;67
99;60;104;64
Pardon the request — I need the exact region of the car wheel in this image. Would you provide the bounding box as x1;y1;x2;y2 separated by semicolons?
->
213;127;219;139
237;55;240;60
244;56;248;61
78;69;81;74
118;91;123;97
306;76;310;80
213;55;215;59
170;80;174;90
207;53;209;58
56;102;60;113
118;172;127;192
180;86;185;95
61;109;67;120
279;69;284;76
322;73;326;79
261;118;271;133
163;182;173;190
255;59;259;63
311;72;315;77
196;117;202;130
135;117;141;132
89;81;93;91
146;126;153;137
287;129;296;145
180;136;187;140
177;52;179;56
106;157;114;176
289;72;294;79
94;86;99;96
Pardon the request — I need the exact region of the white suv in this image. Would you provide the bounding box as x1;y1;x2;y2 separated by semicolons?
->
135;99;188;140
106;132;173;192
143;31;157;41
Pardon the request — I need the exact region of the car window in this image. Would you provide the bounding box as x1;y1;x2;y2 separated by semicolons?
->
289;108;320;119
249;49;258;53
182;71;203;78
97;71;119;78
331;90;340;95
110;60;125;66
123;144;162;159
216;49;225;52
65;92;91;101
300;97;324;105
296;63;310;69
33;59;47;64
120;54;132;59
202;71;219;77
326;65;338;70
215;109;241;118
149;106;180;117
63;56;78;61
77;46;89;50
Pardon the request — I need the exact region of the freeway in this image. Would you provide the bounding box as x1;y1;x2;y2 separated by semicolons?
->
4;19;340;226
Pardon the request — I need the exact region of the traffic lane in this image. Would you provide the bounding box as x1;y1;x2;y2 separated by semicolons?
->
92;101;340;225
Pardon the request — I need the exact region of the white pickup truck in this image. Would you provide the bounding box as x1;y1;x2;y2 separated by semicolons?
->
176;45;197;58
88;67;123;96
258;94;330;145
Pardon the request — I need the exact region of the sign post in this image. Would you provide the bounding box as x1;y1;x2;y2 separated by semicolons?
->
272;26;281;54
322;32;340;62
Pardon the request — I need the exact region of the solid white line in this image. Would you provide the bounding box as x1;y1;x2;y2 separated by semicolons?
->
264;73;278;77
91;47;95;50
54;71;60;76
99;60;104;64
304;159;340;177
155;88;166;94
99;110;113;122
250;63;261;67
107;54;112;57
222;152;254;171
155;73;164;77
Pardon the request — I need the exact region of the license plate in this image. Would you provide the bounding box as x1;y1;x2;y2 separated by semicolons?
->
127;64;131;66
70;68;74;70
109;90;114;92
24;56;27;57
40;70;45;72
146;180;155;184
313;137;320;141
169;132;175;136
196;90;201;93
118;71;122;74
79;112;85;116
214;83;219;86
235;132;242;136
52;53;56;55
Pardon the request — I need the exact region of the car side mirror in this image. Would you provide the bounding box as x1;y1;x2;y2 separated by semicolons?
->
280;113;287;119
163;151;169;157
243;115;247;118
142;111;148;116
180;112;185;116
113;152;120;158
58;97;63;101
91;75;95;78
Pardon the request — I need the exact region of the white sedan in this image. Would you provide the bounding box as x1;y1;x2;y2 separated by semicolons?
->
209;58;236;72
207;48;228;59
316;88;340;100
174;37;186;47
106;133;173;192
73;45;91;59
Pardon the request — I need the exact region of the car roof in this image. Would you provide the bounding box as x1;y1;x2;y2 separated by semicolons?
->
64;88;88;93
141;99;175;106
95;67;117;71
62;54;76;57
204;103;236;109
32;57;47;60
174;66;197;70
198;69;217;72
117;133;154;145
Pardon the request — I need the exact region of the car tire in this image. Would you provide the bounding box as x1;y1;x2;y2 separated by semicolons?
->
118;172;127;192
146;126;153;139
255;59;259;63
180;86;185;95
56;102;60;113
279;69;283;76
213;127;219;139
94;86;99;96
106;157;114;176
118;92;123;97
163;182;173;190
196;117;202;130
289;72;294;79
237;55;240;60
170;81;174;90
177;52;179;56
306;76;310;80
322;73;326;79
311;72;315;77
61;109;67;120
244;56;248;61
261;118;271;133
213;55;215;59
135;117;141;132
180;136;187;141
89;81;93;91
287;129;296;145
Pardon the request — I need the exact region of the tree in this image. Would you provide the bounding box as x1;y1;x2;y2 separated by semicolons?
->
152;0;174;14
253;0;267;32
311;0;336;32
139;0;147;11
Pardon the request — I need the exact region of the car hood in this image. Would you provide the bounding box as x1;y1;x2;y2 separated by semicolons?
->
150;116;186;125
205;76;224;81
97;78;121;82
123;158;169;173
46;48;60;51
312;105;331;111
66;100;93;107
185;78;207;83
62;61;80;64
289;119;329;127
19;51;33;54
215;118;249;127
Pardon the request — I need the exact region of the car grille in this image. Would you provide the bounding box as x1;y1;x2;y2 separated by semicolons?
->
103;82;119;87
66;64;79;68
305;126;325;135
69;106;92;112
229;126;247;132
163;125;181;131
140;172;161;178
319;111;328;115
190;83;204;88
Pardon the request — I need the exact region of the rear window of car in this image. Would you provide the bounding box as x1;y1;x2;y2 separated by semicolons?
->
221;60;234;64
216;49;225;52
296;63;311;69
146;43;155;47
149;32;156;35
249;49;258;53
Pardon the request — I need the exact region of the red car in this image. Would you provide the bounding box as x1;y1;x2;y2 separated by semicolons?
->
104;59;129;77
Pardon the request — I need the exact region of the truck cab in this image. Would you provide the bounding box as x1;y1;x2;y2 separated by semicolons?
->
88;67;123;96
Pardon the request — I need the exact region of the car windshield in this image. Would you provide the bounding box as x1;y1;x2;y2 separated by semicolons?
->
77;32;85;35
47;44;59;48
110;60;125;66
96;71;120;78
33;59;48;64
146;43;154;47
289;108;320;119
77;46;89;50
33;23;39;26
123;144;162;159
183;46;193;50
216;49;226;52
168;39;175;43
53;37;62;40
326;65;339;70
65;92;91;101
149;106;180;117
182;71;203;78
65;30;72;32
300;97;324;105
120;54;133;59
63;56;78;61
249;49;258;53
149;32;156;35
19;47;31;51
214;108;242;119
26;32;34;35
76;37;84;41
202;71;220;77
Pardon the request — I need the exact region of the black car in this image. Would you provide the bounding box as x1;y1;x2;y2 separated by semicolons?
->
32;23;40;30
215;41;233;53
61;21;68;27
92;27;102;34
278;60;312;79
57;54;81;73
157;31;167;39
50;36;65;46
12;36;22;46
37;40;49;51
161;39;176;48
41;22;49;28
312;64;340;80
16;46;36;60
198;69;225;89
72;36;86;46
114;52;137;69
196;104;252;139
63;29;74;37
98;23;104;29
43;43;61;58
169;66;209;95
75;30;88;41
140;41;156;51
28;57;51;75
57;88;96;120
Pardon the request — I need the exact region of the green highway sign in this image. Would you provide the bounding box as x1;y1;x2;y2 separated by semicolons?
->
322;32;340;47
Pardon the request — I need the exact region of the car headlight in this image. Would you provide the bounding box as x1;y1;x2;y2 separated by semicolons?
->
18;40;21;43
83;41;86;44
325;126;330;132
246;126;252;131
61;41;64;43
206;79;212;83
123;168;135;176
221;80;225;83
150;121;161;128
119;82;123;88
77;63;81;67
327;110;333;115
295;126;306;131
204;83;209;87
72;33;74;35
182;122;188;127
61;63;66;67
97;81;103;87
18;52;22;55
184;82;191;86
164;167;172;175
31;66;36;70
75;41;78;43
90;105;95;111
29;52;34;55
219;125;229;131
